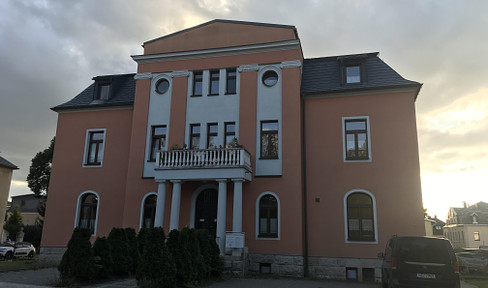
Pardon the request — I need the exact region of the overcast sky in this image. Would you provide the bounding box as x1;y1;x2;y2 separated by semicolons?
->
1;0;487;220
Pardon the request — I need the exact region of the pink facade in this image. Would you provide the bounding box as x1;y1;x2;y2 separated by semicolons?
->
42;20;424;281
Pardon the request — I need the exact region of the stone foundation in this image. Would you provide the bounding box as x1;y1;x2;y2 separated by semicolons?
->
308;256;381;282
39;247;66;266
248;253;304;277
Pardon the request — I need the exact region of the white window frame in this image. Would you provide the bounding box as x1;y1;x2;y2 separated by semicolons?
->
342;116;372;162
74;190;100;236
139;192;158;229
83;128;107;167
255;191;280;240
343;189;378;244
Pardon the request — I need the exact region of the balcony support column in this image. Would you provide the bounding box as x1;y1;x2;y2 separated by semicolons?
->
216;179;227;255
232;179;243;233
154;181;166;228
169;180;182;231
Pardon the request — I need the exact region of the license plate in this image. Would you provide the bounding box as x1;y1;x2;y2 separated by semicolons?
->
416;273;436;279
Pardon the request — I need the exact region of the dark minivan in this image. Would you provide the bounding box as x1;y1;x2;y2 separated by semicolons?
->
381;236;460;288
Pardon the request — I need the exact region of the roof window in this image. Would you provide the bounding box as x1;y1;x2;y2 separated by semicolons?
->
345;65;361;84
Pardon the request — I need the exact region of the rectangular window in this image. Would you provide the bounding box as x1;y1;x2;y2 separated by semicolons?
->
207;123;218;149
149;125;167;161
474;231;480;241
190;124;201;150
193;71;203;96
209;70;220;95
95;84;110;100
226;68;237;94
260;121;279;159
85;130;105;166
345;65;361;83
344;118;370;161
224;122;236;147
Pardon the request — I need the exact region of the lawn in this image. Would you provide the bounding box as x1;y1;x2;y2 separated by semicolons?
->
463;275;488;288
0;257;55;272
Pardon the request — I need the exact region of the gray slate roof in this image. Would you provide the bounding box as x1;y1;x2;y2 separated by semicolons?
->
52;73;136;111
301;52;421;95
451;202;488;225
0;156;18;169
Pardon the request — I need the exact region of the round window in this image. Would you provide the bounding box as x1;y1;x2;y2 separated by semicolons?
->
156;79;170;94
262;70;278;87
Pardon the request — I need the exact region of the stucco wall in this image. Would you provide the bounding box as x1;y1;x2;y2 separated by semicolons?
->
0;166;14;236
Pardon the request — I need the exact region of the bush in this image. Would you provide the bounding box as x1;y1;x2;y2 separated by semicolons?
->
187;228;207;284
137;227;150;255
196;229;212;280
167;229;193;286
136;227;176;288
93;237;113;279
124;228;139;274
208;232;223;277
107;228;131;276
58;228;95;283
23;225;42;250
5;206;23;241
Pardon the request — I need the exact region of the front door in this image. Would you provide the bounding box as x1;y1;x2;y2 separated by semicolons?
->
194;189;218;238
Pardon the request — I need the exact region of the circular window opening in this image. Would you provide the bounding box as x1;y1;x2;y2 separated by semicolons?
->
262;70;278;87
156;79;170;94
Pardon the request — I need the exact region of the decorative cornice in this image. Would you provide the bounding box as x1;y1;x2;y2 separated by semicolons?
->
237;64;259;72
134;73;153;80
131;39;301;64
280;60;302;69
170;70;190;77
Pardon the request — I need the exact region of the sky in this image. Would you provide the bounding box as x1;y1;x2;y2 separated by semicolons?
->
1;0;487;221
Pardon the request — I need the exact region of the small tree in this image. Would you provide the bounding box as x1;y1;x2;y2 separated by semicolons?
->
93;237;113;279
22;225;42;250
107;228;130;276
58;228;95;283
4;206;23;241
124;227;139;275
167;229;193;286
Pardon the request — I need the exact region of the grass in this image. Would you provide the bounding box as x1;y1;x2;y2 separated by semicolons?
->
0;257;56;272
462;275;488;288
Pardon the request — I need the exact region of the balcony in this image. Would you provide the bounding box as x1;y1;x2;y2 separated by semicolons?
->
154;148;252;181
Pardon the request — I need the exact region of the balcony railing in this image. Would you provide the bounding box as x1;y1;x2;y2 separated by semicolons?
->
156;148;251;170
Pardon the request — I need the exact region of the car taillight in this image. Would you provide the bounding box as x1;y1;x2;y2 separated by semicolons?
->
454;259;459;274
391;256;397;270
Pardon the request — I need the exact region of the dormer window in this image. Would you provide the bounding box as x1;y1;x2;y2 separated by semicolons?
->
345;65;361;83
96;84;110;100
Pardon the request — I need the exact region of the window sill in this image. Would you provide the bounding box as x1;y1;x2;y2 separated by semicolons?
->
83;163;102;168
208;93;219;96
346;239;377;244
259;157;279;160
225;92;237;96
257;236;279;240
191;95;202;97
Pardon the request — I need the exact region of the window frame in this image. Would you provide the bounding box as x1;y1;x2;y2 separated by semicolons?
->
190;124;201;150
148;125;167;162
474;231;480;241
74;191;100;236
224;122;236;148
260;120;279;159
342;116;371;162
155;78;170;94
83;129;106;167
225;68;237;95
255;192;280;240
139;192;157;229
344;189;378;244
206;123;218;149
94;82;111;100
344;64;362;84
208;70;220;96
192;71;203;97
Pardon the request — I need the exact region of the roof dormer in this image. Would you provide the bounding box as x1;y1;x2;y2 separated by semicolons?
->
92;76;113;102
338;53;372;85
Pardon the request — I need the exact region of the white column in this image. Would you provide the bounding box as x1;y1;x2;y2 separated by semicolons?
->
232;179;243;232
154;181;166;228
169;180;182;231
216;179;227;254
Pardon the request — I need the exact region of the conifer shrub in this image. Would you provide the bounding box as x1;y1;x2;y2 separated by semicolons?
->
136;227;176;288
208;232;223;277
137;227;150;255
58;228;96;283
107;227;131;276
196;229;212;280
187;228;207;284
167;229;193;286
93;236;113;279
23;225;42;251
124;227;139;274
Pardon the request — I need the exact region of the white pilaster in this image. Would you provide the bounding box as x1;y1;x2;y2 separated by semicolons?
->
232;179;243;232
216;179;227;254
169;180;182;231
154;181;166;228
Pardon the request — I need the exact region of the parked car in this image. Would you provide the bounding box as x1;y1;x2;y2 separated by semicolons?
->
13;242;36;258
456;250;488;274
0;243;14;260
380;236;460;288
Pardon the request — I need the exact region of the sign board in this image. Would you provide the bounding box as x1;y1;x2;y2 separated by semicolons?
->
225;232;245;248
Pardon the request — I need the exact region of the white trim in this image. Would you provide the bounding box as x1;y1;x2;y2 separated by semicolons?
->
171;70;190;77
255;191;281;240
82;128;107;168
132;39;301;64
342;116;372;163
134;73;153;79
189;184;219;229
74;191;100;236
139;192;157;229
237;64;259;72
343;189;378;244
280;60;302;69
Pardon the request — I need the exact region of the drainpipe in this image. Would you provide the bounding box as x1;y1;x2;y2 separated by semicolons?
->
301;95;309;277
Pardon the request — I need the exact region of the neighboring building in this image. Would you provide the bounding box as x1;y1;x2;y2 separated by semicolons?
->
41;20;424;281
424;216;445;237
0;155;18;242
444;202;488;249
8;194;43;226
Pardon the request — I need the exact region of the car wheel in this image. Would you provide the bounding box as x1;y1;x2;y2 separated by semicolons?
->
5;252;13;260
28;251;34;258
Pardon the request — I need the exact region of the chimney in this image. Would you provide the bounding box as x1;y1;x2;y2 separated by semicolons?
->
463;201;467;208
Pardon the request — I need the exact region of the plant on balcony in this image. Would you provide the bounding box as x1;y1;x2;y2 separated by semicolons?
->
226;137;242;148
169;144;181;150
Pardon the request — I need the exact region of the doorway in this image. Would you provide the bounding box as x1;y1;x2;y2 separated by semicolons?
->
194;189;218;238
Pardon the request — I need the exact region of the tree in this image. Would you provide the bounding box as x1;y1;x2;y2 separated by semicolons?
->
26;136;54;226
4;206;23;241
58;228;96;283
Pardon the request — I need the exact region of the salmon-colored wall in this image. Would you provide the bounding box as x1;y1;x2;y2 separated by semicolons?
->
168;76;188;146
304;91;424;259
42;108;133;247
144;22;297;55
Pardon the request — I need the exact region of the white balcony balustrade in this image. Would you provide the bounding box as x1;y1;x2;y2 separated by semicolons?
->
156;148;251;171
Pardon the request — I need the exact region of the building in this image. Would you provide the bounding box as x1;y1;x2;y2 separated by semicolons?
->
8;194;43;226
424;216;445;237
41;20;424;281
444;202;488;249
0;155;18;242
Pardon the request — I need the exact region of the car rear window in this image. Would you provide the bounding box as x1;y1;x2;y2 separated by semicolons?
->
396;238;451;264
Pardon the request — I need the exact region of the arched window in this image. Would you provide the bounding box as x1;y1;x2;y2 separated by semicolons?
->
77;192;99;235
345;191;376;242
257;193;279;238
142;194;157;228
